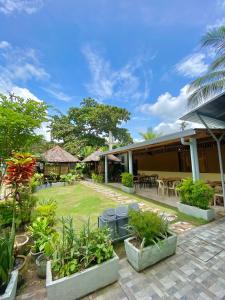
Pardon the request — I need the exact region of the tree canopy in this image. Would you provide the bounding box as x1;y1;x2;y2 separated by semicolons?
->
50;98;132;156
0;94;48;158
139;128;160;141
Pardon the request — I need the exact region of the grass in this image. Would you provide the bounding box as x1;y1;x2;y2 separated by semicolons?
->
35;181;208;228
35;183;118;228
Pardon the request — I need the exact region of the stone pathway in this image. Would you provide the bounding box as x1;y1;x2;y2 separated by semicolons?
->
82;181;178;223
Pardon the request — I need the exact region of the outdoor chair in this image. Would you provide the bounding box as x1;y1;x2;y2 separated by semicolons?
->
156;179;168;196
214;185;224;206
168;180;180;197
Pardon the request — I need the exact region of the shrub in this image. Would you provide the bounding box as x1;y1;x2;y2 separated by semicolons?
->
30;173;44;193
0;229;14;293
0;202;15;228
128;210;168;248
176;178;214;210
48;217;114;279
60;173;76;184
17;186;37;225
34;199;57;225
28;217;54;253
92;173;103;183
121;172;133;188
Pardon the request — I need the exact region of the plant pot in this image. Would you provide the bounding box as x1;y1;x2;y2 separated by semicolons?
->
14;234;29;255
177;202;215;221
0;271;18;300
46;253;119;300
121;186;135;194
13;255;26;288
30;249;43;262
36;254;47;279
124;233;177;272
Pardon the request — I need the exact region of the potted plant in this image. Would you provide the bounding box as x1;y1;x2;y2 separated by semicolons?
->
0;230;18;300
176;178;215;221
124;210;177;272
46;217;119;300
29;217;54;261
121;172;135;194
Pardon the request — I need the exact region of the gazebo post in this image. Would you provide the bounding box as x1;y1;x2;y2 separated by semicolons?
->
105;156;108;184
128;150;133;175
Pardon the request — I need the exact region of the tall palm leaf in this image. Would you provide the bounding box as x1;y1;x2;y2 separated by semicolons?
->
139;128;160;141
188;26;225;108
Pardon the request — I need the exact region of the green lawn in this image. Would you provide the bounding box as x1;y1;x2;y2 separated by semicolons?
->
35;182;207;228
35;183;118;228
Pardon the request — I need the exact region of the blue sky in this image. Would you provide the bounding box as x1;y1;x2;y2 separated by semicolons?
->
0;0;225;140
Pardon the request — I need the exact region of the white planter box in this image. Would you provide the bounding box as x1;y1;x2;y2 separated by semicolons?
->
124;234;177;272
178;202;215;221
46;253;119;300
121;185;135;194
0;271;18;300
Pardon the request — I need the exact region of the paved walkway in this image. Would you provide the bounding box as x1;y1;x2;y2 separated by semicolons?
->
83;218;225;300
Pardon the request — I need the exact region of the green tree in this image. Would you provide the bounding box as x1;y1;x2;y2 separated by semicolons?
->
139;128;160;140
0;94;48;158
188;26;225;107
50;98;132;155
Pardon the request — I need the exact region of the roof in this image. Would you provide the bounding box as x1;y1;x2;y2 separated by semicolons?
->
101;129;198;155
42;146;80;163
82;150;121;162
180;91;225;128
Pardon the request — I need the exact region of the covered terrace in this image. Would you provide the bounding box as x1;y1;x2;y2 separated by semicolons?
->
101;128;225;207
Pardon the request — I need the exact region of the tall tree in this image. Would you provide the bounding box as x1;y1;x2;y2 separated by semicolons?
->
50;98;132;155
188;26;225;107
139;128;160;140
0;94;48;158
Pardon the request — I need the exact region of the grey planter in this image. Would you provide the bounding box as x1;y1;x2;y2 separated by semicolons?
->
46;253;119;300
121;185;135;194
178;202;215;221
124;233;177;272
0;271;18;300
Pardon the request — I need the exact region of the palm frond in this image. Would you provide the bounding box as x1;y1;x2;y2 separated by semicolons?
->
201;26;225;53
188;70;225;93
187;78;225;108
209;55;225;70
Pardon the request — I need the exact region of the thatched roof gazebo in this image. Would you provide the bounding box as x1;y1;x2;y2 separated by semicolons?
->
82;150;120;163
41;145;80;176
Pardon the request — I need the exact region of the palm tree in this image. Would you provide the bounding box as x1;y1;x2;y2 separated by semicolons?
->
188;26;225;108
139;128;160;140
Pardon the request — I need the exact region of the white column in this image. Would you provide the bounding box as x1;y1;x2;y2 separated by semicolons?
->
104;156;108;183
190;138;200;181
128;150;133;175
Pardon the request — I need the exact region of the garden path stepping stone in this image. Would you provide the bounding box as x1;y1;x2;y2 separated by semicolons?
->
170;221;194;234
179;236;224;262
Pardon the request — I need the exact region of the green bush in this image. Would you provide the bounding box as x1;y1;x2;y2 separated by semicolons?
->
121;172;133;188
176;178;214;210
92;173;103;183
30;173;44;193
128;210;168;248
60;173;76;184
47;217;114;279
28;217;54;253
18;186;37;225
0;202;14;227
34;199;57;225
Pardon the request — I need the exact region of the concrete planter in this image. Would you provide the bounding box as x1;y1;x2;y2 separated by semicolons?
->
121;185;135;194
124;233;177;272
178;202;215;221
0;271;18;300
46;253;119;300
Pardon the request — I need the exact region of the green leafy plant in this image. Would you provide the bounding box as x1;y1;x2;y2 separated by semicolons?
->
28;217;54;253
48;171;58;183
0;202;15;228
121;172;133;188
128;210;169;248
30;173;44;193
0;229;15;294
48;217;114;279
60;173;76;184
176;178;214;210
34;199;57;225
92;173;103;183
17;186;37;225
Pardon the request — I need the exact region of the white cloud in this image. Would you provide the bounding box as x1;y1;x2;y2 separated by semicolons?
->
35;122;51;141
83;45;150;104
175;53;208;78
139;85;189;122
11;86;41;101
43;85;72;102
0;0;44;15
207;18;225;30
0;41;10;49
